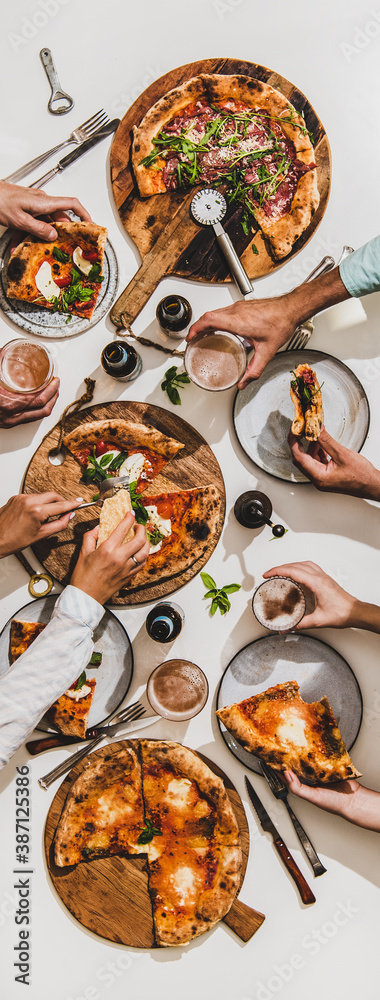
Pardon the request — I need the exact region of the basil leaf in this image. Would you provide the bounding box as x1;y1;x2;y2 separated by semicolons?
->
147;527;164;546
201;572;216;590
88;262;104;283
52;246;69;263
75;671;86;690
251;243;259;255
167;385;181;405
137;818;162;844
210;600;218;616
222;584;241;595
88;652;102;667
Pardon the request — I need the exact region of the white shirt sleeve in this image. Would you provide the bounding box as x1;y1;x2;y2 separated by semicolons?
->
0;585;104;768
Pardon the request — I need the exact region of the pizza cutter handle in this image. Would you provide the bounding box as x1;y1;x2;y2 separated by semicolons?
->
213;222;254;297
26;734;79;755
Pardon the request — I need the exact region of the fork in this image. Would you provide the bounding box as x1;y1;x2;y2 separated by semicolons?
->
260;762;326;877
38;700;146;790
285;247;355;352
3;110;109;184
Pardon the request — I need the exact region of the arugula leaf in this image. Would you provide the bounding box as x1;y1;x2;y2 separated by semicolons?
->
201;573;241;617
161;366;190;405
75;671;87;690
290;371;324;411
52;247;69;263
137;818;162;844
129;482;149;525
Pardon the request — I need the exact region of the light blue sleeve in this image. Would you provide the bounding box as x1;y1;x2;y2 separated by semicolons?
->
0;586;104;767
339;236;380;297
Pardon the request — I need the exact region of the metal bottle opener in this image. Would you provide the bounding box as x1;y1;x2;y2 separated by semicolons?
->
190;188;255;299
40;48;74;115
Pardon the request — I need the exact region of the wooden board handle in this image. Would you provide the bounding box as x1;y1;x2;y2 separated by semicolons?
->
110;257;163;329
274;838;316;905
222;897;265;941
26;735;79;755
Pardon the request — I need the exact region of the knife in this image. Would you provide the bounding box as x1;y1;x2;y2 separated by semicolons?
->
29;118;120;189
245;776;316;905
26;713;159;756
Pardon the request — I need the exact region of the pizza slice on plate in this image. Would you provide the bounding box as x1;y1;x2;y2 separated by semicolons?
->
9;619;96;738
6;221;107;320
217;681;361;783
290;363;323;441
62;418;184;493
132;73;320;259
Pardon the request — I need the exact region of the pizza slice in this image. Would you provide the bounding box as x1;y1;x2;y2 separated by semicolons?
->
62;418;184;493
140;740;242;946
132;73;320;259
97;486;135;546
102;483;222;590
54;745;145;866
290;363;323;440
6;221;107;320
10;619;96;738
217;681;361;784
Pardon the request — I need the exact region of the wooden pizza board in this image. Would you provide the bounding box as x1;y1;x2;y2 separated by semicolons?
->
44;739;265;947
22;401;225;605
110;57;331;328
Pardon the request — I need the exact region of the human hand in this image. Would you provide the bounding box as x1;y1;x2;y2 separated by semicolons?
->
0;377;60;428
187;296;298;387
284;772;380;832
70;514;150;605
0;491;84;557
289;427;380;500
263;561;356;629
0;181;91;242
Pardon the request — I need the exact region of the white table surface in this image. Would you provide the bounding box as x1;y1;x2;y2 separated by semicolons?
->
1;2;380;998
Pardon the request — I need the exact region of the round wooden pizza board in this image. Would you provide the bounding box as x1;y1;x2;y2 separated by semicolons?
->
109;57;331;329
22;401;225;605
44;739;264;948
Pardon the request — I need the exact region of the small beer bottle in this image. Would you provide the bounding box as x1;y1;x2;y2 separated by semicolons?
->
156;295;192;339
101;341;142;381
146;602;184;642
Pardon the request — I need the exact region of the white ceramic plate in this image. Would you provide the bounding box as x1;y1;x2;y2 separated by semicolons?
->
0;595;133;732
0;230;118;338
233;350;370;482
217;632;362;775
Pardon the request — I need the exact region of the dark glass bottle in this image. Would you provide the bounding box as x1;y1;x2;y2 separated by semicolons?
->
156;295;192;339
101;341;142;381
146;602;184;642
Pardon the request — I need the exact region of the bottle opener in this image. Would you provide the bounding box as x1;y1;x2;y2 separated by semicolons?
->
40;48;74;115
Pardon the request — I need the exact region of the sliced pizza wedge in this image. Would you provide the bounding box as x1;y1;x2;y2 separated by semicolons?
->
54;745;144;866
62;418;184;492
46;672;96;738
290;363;323;441
217;681;361;784
10;619;46;661
7;221;107;320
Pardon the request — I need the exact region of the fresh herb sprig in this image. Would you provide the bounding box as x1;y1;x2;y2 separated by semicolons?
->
137;818;162;845
161;366;190;405
52;246;70;263
290;371;324;410
201;572;241;617
83;448;129;486
128;481;148;525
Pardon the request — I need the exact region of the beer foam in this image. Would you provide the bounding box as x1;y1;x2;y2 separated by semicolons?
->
253;577;305;631
185;331;246;390
147;660;208;721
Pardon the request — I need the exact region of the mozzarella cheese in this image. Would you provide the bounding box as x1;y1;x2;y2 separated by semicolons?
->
170;866;197;904
277;716;308;747
165;778;192;809
66;684;92;701
35;261;60;300
145;504;172;553
118;452;145;482
72;246;93;276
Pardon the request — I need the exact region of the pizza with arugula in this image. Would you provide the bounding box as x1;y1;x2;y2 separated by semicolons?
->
132;74;320;258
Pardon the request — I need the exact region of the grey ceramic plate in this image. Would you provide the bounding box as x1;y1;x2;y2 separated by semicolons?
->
0;595;133;733
217;632;362;775
0;230;118;338
233;350;370;482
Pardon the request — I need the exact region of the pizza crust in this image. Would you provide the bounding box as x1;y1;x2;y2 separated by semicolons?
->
97;488;134;546
63;418;184;460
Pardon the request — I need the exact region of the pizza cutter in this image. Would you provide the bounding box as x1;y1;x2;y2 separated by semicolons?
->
190;188;255;299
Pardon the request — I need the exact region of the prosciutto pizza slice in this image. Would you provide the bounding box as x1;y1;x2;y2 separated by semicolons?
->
7;221;107;320
290;363;324;440
217;681;361;784
132;73;320;259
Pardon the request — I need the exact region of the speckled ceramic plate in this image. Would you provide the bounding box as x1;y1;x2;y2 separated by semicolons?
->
0;230;118;338
217;632;362;775
0;595;133;733
233;350;370;482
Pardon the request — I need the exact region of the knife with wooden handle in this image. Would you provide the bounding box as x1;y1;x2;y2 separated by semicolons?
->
245;776;315;905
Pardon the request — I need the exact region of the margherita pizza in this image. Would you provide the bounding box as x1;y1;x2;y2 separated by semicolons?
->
9;620;96;738
290;363;323;440
217;681;361;783
53;739;242;947
63;418;184;492
132;74;320;258
6;221;107;320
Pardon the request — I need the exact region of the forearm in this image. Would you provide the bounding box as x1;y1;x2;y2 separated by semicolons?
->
345;784;380;832
346;598;380;634
0;586;103;767
283;267;350;329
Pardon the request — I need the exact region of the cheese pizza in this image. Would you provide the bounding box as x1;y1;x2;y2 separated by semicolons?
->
53;740;242;947
217;681;361;783
132;74;320;259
